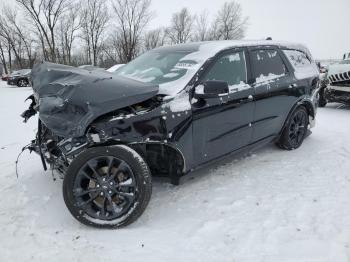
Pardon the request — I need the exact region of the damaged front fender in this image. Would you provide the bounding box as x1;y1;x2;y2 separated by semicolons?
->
30;62;159;138
89;92;194;172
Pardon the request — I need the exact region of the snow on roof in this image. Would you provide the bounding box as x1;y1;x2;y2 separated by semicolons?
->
155;40;312;61
152;40;315;95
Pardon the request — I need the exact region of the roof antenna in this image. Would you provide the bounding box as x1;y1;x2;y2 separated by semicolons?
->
266;37;272;40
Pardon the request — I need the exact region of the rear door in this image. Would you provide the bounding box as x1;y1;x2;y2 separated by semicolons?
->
248;47;296;142
192;48;255;165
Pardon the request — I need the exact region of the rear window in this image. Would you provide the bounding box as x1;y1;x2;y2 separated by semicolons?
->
251;49;287;83
283;50;311;68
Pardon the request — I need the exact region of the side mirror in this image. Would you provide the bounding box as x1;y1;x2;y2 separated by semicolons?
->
194;80;229;99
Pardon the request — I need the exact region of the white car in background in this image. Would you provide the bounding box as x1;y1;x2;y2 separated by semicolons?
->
319;52;350;107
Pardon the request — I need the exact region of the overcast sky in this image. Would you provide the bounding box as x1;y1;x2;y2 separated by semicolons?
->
3;0;349;59
150;0;350;59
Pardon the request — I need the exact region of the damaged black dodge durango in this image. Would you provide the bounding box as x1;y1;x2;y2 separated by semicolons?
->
22;40;320;228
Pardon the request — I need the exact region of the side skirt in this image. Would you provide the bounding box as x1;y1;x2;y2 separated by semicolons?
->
176;136;276;184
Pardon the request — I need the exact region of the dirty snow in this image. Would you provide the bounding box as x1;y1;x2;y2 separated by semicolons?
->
1;81;350;262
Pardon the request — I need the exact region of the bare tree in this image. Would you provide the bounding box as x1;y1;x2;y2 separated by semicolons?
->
166;8;194;44
193;10;211;42
211;1;248;40
16;0;70;62
57;2;81;65
0;39;8;73
80;0;109;66
100;36;120;65
0;0;250;70
111;0;153;63
144;28;166;51
3;5;37;68
0;10;25;69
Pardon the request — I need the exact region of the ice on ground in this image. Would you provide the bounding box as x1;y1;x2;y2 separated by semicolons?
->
1;80;350;262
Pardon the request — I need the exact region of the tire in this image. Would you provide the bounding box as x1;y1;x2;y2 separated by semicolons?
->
63;145;152;229
277;106;309;150
17;79;28;87
318;86;327;107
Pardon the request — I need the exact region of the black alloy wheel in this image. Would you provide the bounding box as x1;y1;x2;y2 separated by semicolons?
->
17;79;28;87
277;106;309;150
74;156;136;220
63;145;152;228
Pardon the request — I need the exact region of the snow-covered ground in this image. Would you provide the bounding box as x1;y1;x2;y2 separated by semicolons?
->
1;80;350;262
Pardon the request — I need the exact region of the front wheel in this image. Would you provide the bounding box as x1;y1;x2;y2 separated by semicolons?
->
63;145;152;228
277;106;309;150
17;79;29;87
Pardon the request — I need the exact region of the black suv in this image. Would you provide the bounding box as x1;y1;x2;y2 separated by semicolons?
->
22;40;319;228
7;69;31;87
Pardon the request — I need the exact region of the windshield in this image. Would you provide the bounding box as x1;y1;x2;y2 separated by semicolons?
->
339;60;350;64
115;50;201;95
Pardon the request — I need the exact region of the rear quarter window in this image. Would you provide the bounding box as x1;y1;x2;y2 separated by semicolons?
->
283;49;319;79
283;50;311;68
250;49;287;83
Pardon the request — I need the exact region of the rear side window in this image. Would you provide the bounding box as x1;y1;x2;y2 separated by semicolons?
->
204;51;247;86
283;50;311;68
250;49;287;83
283;49;319;79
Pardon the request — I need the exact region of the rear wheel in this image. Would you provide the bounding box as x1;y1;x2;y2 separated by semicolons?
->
63;145;152;228
277;106;309;150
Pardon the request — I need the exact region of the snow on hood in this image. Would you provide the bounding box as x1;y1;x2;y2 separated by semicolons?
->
327;62;350;76
31;62;159;138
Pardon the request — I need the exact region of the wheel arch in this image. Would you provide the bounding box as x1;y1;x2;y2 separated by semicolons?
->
300;99;315;118
90;139;186;179
279;98;314;137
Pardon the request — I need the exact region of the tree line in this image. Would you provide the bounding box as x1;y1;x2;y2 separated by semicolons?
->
0;0;248;74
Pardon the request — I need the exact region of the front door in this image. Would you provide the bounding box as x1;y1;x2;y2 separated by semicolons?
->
192;49;255;165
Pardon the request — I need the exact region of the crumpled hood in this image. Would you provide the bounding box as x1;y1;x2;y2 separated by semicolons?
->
31;62;159;138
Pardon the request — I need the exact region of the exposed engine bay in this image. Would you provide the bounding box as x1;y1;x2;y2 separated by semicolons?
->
22;94;177;179
21;62;187;184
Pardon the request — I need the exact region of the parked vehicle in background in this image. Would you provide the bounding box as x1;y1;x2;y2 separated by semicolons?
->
21;40;319;228
319;52;350;107
7;69;32;87
343;52;350;60
106;64;125;73
1;74;10;81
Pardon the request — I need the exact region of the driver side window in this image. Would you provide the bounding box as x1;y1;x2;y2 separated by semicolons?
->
203;50;247;86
